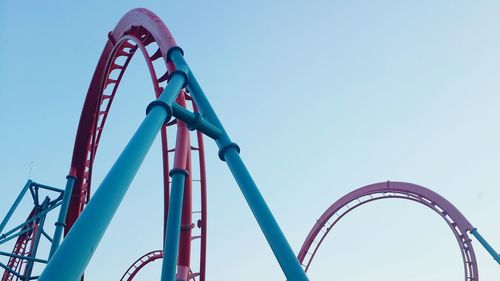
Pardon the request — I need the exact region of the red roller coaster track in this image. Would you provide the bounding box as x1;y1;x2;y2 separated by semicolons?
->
1;7;497;281
65;9;207;280
298;181;478;281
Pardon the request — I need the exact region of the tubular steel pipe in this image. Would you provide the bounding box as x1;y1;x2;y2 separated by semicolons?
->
471;228;500;264
0;263;20;278
48;175;76;258
0;227;33;246
24;198;50;280
177;146;192;281
161;126;171;242
32;182;64;193
38;73;186;281
0;202;62;245
160;172;187;281
169;49;309;281
161;101;191;281
171;103;222;139
0;180;32;235
176;96;193;281
0;251;48;263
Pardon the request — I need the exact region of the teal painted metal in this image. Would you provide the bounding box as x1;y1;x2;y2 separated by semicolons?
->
0;250;48;263
24;198;50;280
0;180;32;235
38;72;186;281
170;50;309;281
0;228;33;246
169;50;232;148
160;172;187;281
171;103;222;139
0;262;20;277
48;175;76;258
32;182;64;193
471;228;500;264
0;202;62;245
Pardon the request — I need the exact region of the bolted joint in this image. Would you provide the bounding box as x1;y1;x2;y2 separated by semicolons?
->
218;142;241;161
55;222;66;227
169;168;189;177
167;68;189;88
166;46;184;62
146;100;173;125
187;112;202;131
181;223;195;231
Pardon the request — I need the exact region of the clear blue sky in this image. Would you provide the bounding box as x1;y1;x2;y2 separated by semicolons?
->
0;1;499;280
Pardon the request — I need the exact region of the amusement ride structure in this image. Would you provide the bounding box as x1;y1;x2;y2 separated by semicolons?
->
0;8;499;281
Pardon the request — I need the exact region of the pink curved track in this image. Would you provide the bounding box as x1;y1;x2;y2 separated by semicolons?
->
298;181;478;280
2;8;487;281
120;250;198;281
120;251;163;281
65;8;207;280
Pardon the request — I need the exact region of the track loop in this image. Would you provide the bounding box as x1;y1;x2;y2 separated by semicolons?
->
66;8;207;280
298;181;478;281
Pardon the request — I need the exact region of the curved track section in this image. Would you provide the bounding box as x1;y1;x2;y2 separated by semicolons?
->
298;181;478;281
120;251;163;281
65;8;207;280
120;251;198;281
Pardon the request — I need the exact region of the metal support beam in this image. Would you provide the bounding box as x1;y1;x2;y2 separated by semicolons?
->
160;171;187;281
32;182;64;193
161;99;191;281
171;103;222;139
48;175;76;258
38;71;187;281
0;180;32;235
0;262;22;278
470;228;500;264
169;48;309;281
24;198;50;280
0;250;48;263
0;226;33;246
0;202;62;245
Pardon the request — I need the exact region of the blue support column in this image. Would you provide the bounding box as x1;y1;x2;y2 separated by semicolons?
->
38;72;187;281
24;198;50;280
470;228;500;264
169;48;309;281
160;170;187;281
48;175;76;258
0;180;32;235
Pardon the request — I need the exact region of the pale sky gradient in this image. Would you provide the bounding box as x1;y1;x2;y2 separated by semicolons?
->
0;1;499;280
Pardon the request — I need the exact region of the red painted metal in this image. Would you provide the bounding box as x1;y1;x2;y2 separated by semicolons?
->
66;8;178;233
193;103;208;281
2;7;486;281
172;94;191;171
1;208;36;281
161;123;170;242
298;181;478;281
120;250;163;281
120;250;198;281
172;93;193;281
65;8;207;280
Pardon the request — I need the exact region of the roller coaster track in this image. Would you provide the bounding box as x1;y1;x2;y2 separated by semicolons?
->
0;7;498;281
